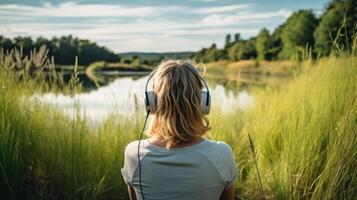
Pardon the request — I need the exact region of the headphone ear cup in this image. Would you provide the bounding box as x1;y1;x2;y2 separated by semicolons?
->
145;91;156;114
200;91;211;115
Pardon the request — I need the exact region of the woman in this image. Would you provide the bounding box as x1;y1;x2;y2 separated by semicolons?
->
121;60;237;200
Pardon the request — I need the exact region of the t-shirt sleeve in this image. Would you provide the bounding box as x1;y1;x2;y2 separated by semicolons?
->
223;145;238;189
121;167;131;185
121;141;139;186
202;141;238;189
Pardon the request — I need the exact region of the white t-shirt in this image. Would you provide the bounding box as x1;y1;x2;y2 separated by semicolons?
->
121;138;238;200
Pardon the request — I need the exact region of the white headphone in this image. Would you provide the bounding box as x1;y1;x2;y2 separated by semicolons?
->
144;68;211;115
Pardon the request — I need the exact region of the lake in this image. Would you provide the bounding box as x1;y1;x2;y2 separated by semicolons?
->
31;72;284;123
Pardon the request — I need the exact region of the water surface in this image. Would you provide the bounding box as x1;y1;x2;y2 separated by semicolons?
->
34;73;261;122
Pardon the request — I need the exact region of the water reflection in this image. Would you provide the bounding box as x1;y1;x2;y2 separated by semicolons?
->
34;74;255;122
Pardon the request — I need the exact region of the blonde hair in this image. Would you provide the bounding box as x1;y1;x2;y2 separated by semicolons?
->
147;60;211;147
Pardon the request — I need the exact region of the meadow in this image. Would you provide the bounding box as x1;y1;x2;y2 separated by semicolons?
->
0;45;356;200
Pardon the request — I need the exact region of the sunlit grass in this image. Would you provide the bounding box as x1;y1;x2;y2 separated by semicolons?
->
205;60;298;76
0;46;356;199
0;75;142;199
215;55;356;199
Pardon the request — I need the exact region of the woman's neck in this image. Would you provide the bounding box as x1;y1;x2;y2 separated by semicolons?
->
148;136;204;148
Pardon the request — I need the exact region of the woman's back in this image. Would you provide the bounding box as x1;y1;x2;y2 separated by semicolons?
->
121;60;238;199
121;138;237;200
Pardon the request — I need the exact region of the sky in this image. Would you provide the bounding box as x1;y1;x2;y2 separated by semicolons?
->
0;0;330;53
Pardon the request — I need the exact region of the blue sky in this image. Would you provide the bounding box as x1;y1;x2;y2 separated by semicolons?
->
0;0;330;53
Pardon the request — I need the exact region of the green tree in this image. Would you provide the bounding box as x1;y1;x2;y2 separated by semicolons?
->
314;0;357;55
205;43;219;62
238;38;257;60
281;10;318;59
270;24;284;60
234;33;241;42
0;36;14;51
256;28;271;60
227;42;241;61
55;35;79;65
225;34;232;48
35;36;56;56
227;38;257;61
131;55;143;66
78;40;118;65
195;47;208;62
121;57;132;64
0;35;120;66
195;43;226;62
14;36;33;55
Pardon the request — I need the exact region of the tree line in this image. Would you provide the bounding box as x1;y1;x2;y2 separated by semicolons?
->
0;35;119;66
195;0;357;62
1;0;355;66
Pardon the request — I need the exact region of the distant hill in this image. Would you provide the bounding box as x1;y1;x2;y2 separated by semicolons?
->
118;52;194;61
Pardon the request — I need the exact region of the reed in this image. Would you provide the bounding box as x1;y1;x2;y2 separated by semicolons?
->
0;45;356;199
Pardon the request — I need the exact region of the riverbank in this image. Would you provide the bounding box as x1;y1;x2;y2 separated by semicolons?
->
86;61;151;75
50;60;298;89
205;60;298;76
203;60;299;89
0;53;356;199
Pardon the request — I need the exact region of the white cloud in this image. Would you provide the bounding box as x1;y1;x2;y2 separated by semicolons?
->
0;2;253;18
0;2;162;18
190;0;218;2
201;9;292;26
0;2;292;52
194;4;253;14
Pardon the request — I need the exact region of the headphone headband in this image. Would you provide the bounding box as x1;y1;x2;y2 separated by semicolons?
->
145;69;156;92
144;64;211;115
145;67;210;93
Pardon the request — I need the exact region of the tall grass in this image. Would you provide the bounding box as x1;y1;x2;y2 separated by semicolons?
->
0;45;356;199
210;55;356;199
0;48;142;199
247;56;356;199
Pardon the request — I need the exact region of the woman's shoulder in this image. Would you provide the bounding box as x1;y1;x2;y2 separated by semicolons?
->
203;139;234;155
198;140;235;166
200;140;237;184
125;140;140;151
124;139;234;158
123;140;150;159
